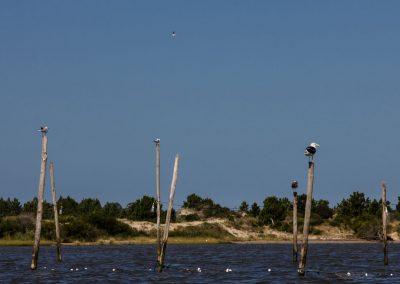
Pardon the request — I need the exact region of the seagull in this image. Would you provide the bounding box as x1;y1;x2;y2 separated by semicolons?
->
154;138;160;144
172;31;176;38
304;142;319;160
38;126;49;133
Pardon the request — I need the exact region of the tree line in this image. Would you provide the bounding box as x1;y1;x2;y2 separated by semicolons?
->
1;192;400;241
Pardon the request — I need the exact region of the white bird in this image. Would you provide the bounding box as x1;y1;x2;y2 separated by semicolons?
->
197;267;202;272
154;138;160;144
225;268;232;272
172;31;176;38
304;142;320;159
38;126;49;133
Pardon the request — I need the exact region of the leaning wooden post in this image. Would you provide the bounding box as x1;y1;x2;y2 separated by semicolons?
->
382;181;388;265
291;180;299;263
31;129;49;270
154;139;162;263
298;160;315;276
50;161;62;262
157;154;180;272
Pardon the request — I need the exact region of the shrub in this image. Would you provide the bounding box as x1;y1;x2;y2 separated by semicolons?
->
86;213;139;237
62;217;99;242
169;223;233;239
182;214;200;222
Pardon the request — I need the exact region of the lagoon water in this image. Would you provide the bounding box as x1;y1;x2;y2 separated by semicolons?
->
1;243;399;283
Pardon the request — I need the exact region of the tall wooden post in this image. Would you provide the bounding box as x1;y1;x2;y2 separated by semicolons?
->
298;160;315;276
291;181;299;263
50;161;62;262
31;132;48;270
155;140;161;263
382;181;388;265
157;154;180;272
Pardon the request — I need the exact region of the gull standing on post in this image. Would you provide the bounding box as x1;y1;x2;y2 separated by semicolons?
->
38;126;49;134
304;142;319;160
154;138;160;144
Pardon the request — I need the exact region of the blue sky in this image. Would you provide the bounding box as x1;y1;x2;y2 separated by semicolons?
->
1;1;399;209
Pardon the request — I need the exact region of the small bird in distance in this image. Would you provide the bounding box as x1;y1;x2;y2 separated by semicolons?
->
38;126;49;134
171;31;176;38
154;138;160;144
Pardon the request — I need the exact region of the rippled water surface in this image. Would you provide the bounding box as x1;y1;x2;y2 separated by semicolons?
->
1;243;400;283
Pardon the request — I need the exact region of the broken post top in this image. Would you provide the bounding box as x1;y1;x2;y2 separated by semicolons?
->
38;126;49;136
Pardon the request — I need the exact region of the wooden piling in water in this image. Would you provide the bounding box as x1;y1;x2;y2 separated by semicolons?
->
382;181;388;265
155;140;161;263
31;132;48;270
50;161;62;262
298;160;315;276
157;154;180;272
291;181;298;263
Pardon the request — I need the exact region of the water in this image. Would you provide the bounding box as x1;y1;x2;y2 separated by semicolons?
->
1;243;399;283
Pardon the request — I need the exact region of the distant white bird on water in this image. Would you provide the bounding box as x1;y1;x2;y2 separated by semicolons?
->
304;142;319;159
154;138;160;144
38;126;49;133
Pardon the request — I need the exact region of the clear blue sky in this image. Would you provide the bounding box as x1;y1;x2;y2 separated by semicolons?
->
1;1;399;209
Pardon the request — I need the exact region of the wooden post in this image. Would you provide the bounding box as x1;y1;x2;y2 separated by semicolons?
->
291;181;298;263
382;181;388;265
50;161;62;262
155;141;161;263
31;132;48;270
298;160;315;276
157;154;180;272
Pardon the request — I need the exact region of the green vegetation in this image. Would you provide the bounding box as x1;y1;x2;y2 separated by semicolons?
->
0;190;399;244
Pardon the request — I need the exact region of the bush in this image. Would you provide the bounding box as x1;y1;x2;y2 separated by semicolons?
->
86;213;139;237
0;216;34;238
62;217;99;242
182;214;200;222
169;223;233;239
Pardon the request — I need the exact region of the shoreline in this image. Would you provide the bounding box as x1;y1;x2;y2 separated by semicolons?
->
1;237;395;246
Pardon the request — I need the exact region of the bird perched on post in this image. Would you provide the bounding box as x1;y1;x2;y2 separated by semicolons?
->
171;31;176;38
154;138;160;144
291;180;298;189
304;142;319;160
38;126;49;134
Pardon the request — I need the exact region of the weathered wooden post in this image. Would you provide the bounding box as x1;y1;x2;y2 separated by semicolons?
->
154;138;162;264
50;161;62;262
298;160;315;276
31;127;49;270
291;180;298;263
382;181;388;265
157;154;180;272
